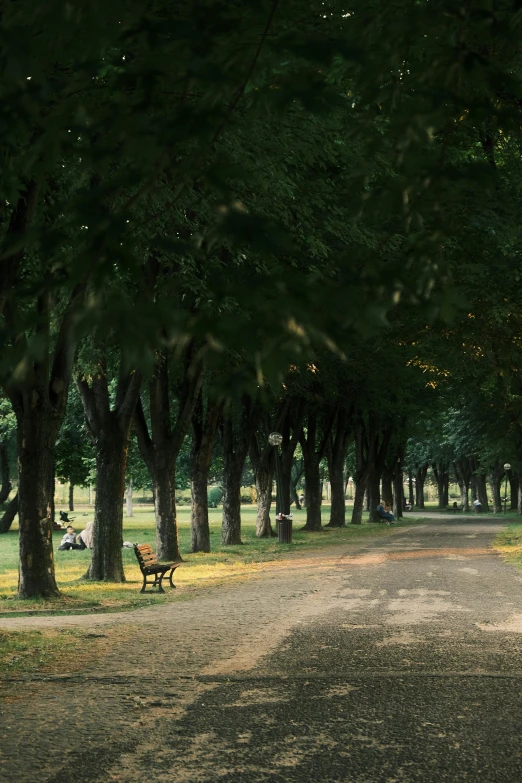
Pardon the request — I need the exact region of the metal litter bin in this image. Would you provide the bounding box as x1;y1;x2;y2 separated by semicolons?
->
277;513;293;544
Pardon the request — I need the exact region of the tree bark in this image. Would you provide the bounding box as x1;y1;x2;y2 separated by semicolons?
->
5;278;85;598
351;478;366;525
87;435;127;581
299;405;339;532
325;406;351;528
254;459;275;537
77;358;142;581
191;461;211;552
279;400;305;515
134;348;203;561
327;460;345;527
432;462;449;509
69;484;74;512
16;411;60;597
0;443;11;503
381;467;393;506
221;463;243;545
190;395;220;553
475;473;490;512
415;464;428;508
0;492;18;533
302;449;322;531
367;469;381;522
489;475;502;514
290;458;304;510
220;398;260;545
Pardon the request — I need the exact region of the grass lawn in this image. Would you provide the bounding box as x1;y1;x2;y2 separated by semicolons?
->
0;505;423;616
494;522;522;563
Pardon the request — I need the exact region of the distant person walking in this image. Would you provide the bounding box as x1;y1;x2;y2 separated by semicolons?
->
473;499;482;514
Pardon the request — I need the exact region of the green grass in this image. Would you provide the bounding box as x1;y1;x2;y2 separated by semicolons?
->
0;505;423;615
494;523;522;563
0;628;127;675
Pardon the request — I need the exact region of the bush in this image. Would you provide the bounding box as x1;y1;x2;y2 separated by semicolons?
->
240;486;257;504
208;486;223;508
177;493;192;506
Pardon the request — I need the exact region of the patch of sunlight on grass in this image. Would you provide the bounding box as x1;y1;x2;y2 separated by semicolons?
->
493;524;522;562
0;625;135;676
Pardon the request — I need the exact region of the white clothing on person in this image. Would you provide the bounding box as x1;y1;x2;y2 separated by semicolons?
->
77;521;94;549
61;531;76;546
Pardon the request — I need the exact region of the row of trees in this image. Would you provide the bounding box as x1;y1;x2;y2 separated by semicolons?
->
2;2;522;597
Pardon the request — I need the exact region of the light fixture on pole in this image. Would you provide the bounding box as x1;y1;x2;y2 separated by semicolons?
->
503;463;511;514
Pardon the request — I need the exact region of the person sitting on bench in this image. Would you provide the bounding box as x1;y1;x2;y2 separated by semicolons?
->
377;500;395;524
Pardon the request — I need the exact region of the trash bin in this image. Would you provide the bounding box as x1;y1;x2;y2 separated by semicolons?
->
277;513;293;544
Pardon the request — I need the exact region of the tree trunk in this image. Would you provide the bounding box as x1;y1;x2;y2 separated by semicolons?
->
153;462;180;559
0;443;11;503
0;492;18;533
190;460;211;553
351;479;366;525
489;476;502;514
476;473;490;512
69;484;75;512
415;465;427;508
381;468;393;506
443;474;449;508
222;465;243;545
393;463;403;519
368;469;381;522
327;462;346;527
17;415;60;598
255;462;275;537
190;398;220;554
432;463;448;509
87;437;126;582
456;478;467;510
302;455;322;531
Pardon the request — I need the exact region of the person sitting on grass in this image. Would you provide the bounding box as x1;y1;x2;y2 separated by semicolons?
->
76;520;93;550
58;525;83;550
377;500;395;524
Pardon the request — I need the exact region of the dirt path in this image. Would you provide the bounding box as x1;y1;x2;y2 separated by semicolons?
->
1;514;521;782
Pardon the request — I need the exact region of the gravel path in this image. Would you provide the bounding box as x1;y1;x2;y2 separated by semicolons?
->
1;513;521;782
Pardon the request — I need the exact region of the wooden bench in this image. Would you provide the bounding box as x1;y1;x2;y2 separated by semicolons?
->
133;544;181;593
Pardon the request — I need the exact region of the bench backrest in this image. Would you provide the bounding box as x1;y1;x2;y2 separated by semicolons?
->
134;544;158;570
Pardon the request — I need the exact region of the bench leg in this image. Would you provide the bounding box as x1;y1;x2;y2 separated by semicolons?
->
156;572;166;593
168;568;177;589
